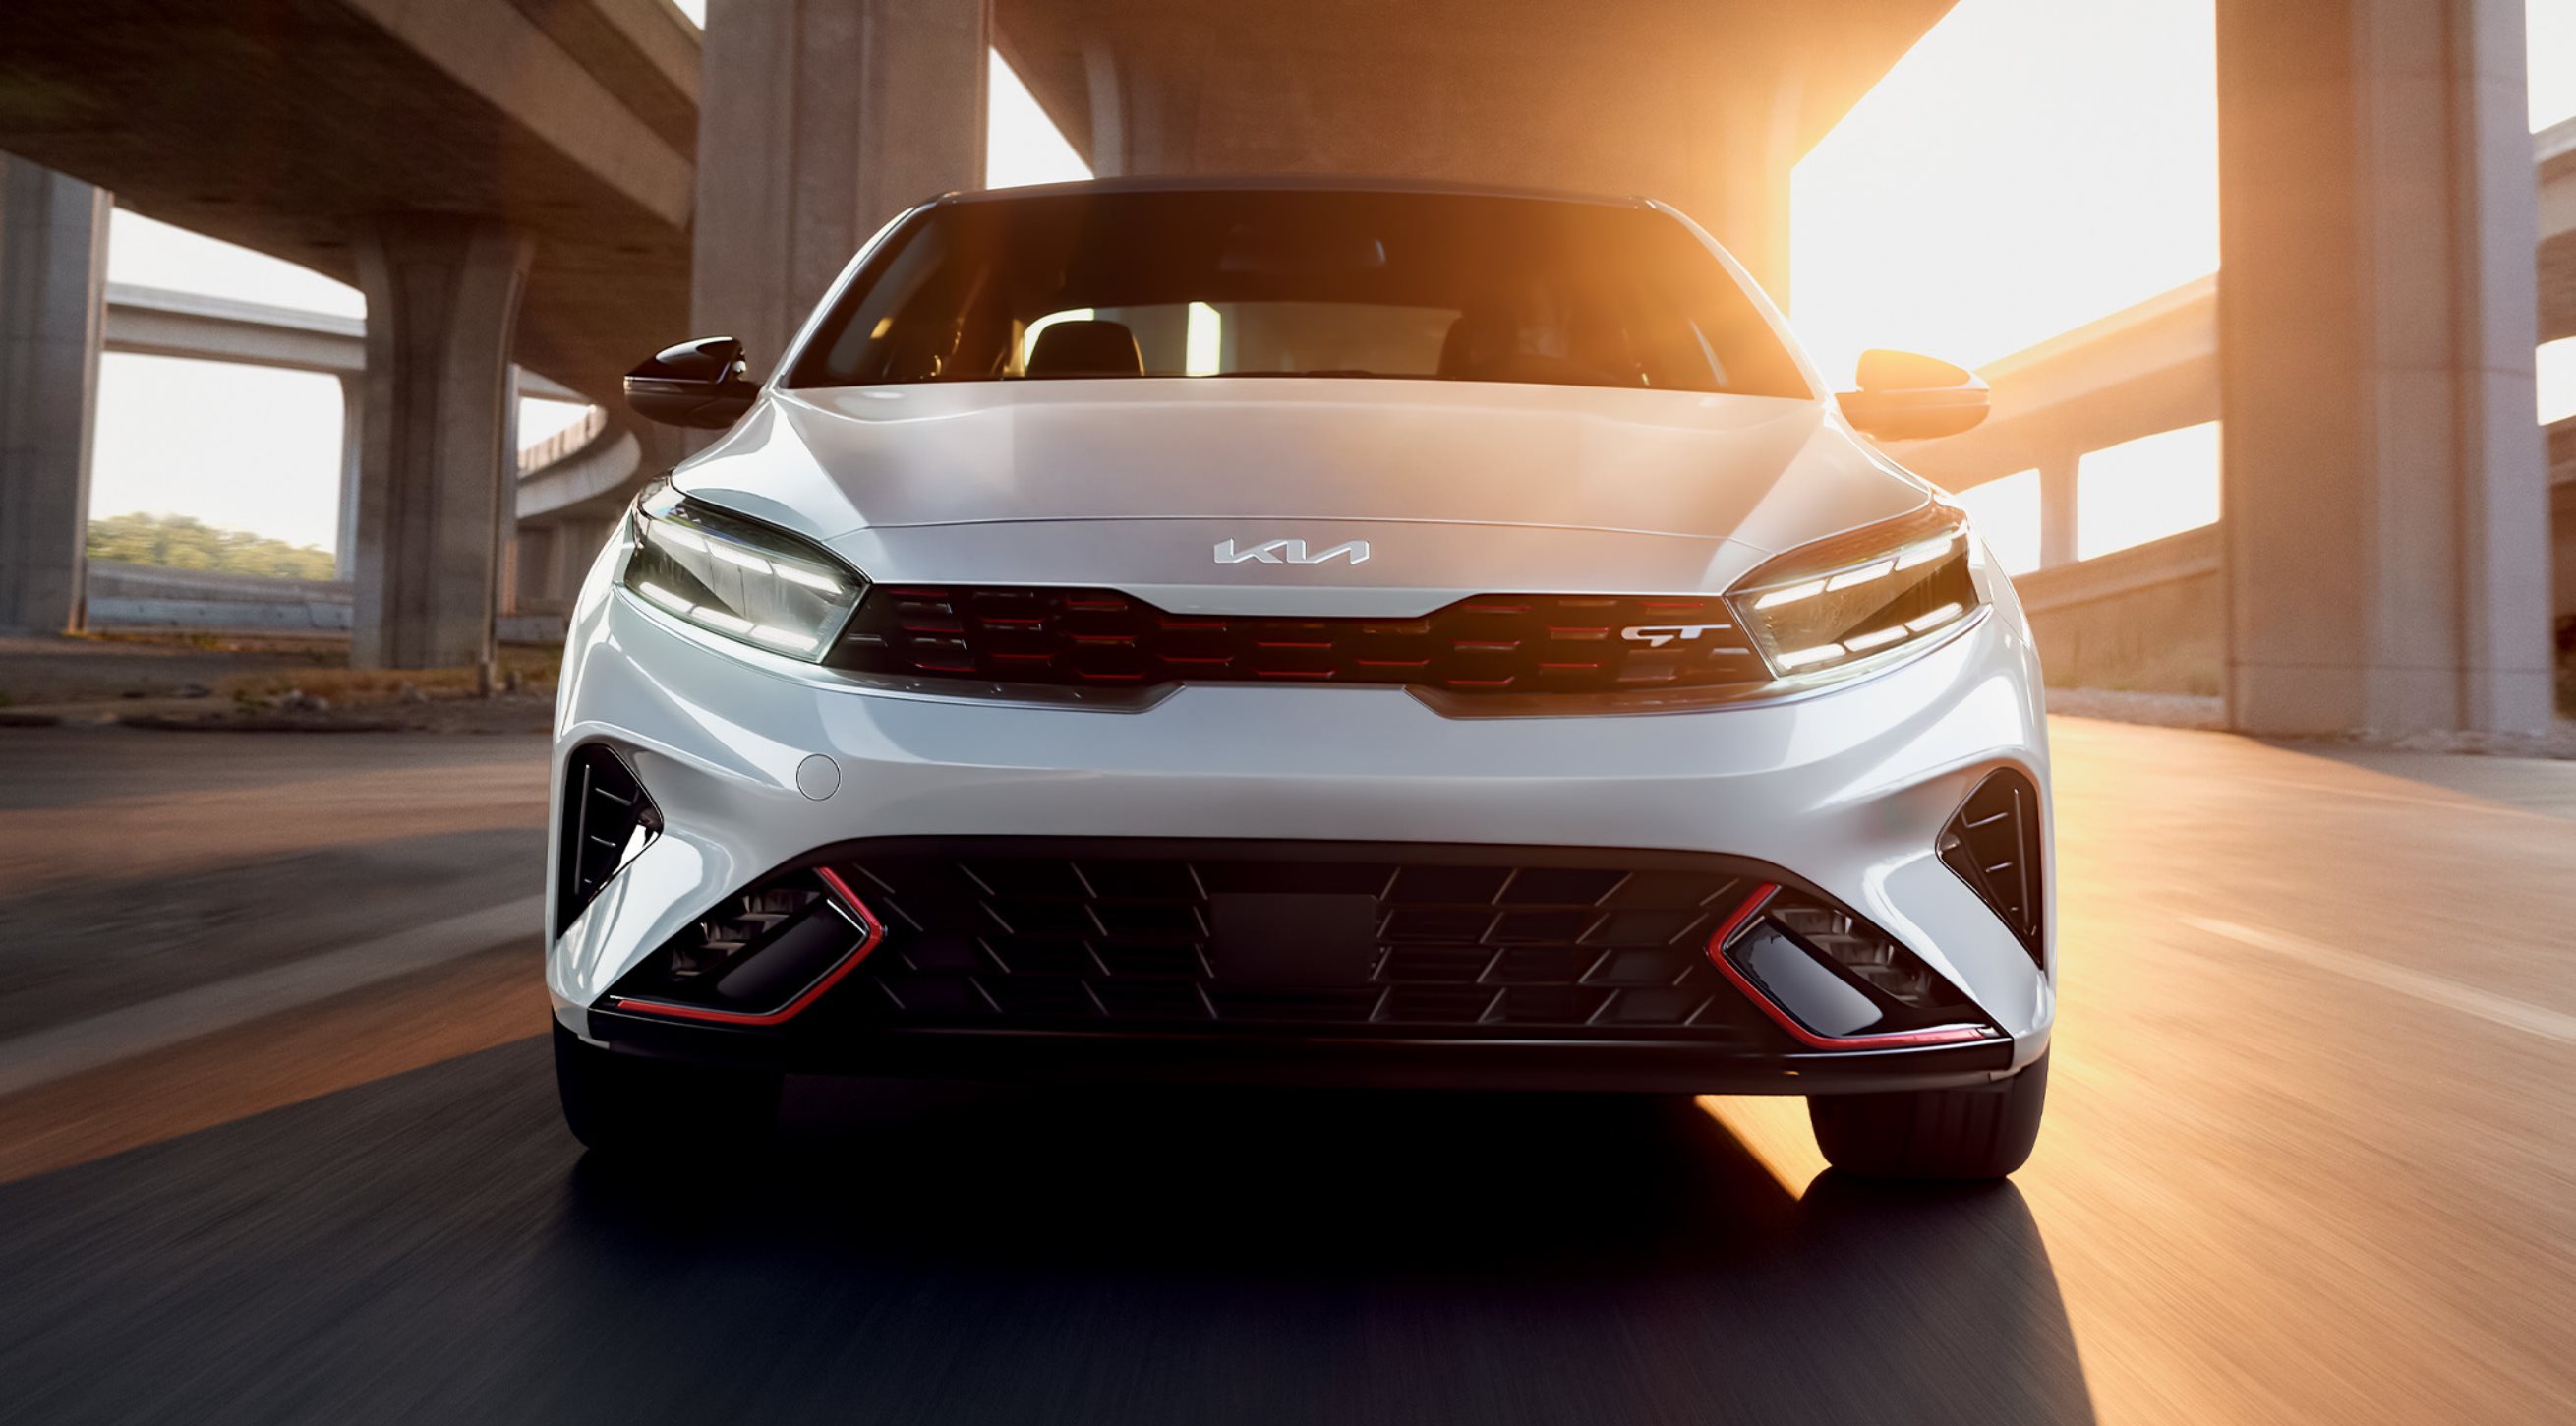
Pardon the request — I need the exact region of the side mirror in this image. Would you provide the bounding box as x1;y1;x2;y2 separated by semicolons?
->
1836;349;1990;442
624;336;760;430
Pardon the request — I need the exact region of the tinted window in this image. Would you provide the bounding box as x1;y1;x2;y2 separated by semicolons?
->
786;189;1810;397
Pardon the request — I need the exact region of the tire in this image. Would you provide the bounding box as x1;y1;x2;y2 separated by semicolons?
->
552;1020;783;1157
1807;1051;2048;1181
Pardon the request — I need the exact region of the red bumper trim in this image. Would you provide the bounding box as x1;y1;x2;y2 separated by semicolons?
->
1705;882;2000;1051
610;867;885;1027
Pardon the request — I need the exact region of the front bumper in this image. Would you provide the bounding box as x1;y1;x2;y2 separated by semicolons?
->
549;581;2055;1092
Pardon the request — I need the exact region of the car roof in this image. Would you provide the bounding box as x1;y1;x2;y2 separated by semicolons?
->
934;174;1653;210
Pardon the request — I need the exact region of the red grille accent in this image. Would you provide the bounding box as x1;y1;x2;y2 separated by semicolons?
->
830;587;1773;696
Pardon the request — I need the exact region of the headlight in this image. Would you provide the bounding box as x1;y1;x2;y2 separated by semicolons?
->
619;483;867;661
1726;503;1982;681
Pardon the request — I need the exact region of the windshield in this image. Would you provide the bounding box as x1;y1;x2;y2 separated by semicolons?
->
785;188;1811;397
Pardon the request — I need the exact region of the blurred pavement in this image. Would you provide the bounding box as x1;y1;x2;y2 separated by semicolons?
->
0;717;2570;1424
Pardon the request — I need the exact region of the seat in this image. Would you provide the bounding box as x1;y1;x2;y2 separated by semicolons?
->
1025;319;1144;377
1436;309;1520;380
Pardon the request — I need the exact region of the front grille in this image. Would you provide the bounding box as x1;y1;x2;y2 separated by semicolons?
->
557;745;661;934
1939;769;2044;964
828;586;1774;697
814;842;1788;1042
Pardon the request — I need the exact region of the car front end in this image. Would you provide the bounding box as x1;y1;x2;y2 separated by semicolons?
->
548;180;2055;1179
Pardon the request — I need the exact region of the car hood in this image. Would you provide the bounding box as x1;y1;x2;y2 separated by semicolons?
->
672;379;1933;617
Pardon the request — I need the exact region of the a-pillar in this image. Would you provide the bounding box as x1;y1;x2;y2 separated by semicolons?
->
349;215;533;671
692;0;989;367
0;157;109;635
2216;0;2552;734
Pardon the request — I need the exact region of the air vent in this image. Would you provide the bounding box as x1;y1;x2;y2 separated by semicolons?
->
1939;769;2044;965
605;870;884;1025
1708;885;2000;1048
557;744;663;935
607;842;1836;1043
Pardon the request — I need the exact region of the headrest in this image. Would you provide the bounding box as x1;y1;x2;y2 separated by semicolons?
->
1437;310;1520;379
1026;319;1144;377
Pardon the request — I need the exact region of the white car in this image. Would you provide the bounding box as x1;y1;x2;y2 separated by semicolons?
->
549;178;2054;1180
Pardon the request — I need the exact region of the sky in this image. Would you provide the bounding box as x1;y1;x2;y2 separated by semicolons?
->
86;0;2576;558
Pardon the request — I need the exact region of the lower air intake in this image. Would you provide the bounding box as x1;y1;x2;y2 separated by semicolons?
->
619;842;1831;1045
606;870;884;1024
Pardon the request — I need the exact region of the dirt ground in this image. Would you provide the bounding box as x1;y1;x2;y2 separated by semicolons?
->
0;632;558;735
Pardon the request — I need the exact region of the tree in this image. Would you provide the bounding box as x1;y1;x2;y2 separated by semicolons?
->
87;512;337;582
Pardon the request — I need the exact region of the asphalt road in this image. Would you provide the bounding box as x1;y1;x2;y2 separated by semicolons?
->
0;719;2570;1424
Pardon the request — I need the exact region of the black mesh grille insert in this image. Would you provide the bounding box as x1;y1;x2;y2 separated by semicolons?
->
815;843;1788;1043
1939;770;2044;964
828;586;1774;696
557;745;662;935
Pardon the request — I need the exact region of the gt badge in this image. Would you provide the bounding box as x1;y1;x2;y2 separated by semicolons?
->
1621;624;1733;648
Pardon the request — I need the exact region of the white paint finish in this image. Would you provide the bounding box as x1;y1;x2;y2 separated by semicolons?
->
675;380;1930;566
794;752;841;801
560;179;2053;1073
547;585;2054;1038
828;519;1767;619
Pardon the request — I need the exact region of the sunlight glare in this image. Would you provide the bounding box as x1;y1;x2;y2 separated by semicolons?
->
1956;469;2044;574
1185;302;1223;375
2531;0;2576;130
107;209;362;317
2541;339;2576;426
1790;0;2218;385
2078;423;2222;560
988;51;1092;189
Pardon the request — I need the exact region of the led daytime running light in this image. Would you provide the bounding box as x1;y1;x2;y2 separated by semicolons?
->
1728;508;1979;682
620;488;868;662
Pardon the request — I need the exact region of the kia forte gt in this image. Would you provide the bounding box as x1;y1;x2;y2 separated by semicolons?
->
549;178;2054;1179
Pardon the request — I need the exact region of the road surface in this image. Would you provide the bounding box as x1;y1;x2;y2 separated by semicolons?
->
0;720;2569;1424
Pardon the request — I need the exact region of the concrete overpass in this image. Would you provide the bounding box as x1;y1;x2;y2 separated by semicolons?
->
0;0;699;672
1894;111;2576;700
97;282;619;580
91;281;646;620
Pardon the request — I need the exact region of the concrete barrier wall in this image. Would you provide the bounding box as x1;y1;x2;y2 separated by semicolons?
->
85;560;564;644
2011;528;2223;693
2010;445;2575;695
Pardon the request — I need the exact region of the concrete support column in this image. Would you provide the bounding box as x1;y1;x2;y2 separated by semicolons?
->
498;363;521;619
513;515;614;614
2037;456;2082;569
333;372;364;582
0;157;109;635
693;0;989;368
2216;0;2552;734
349;215;533;671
